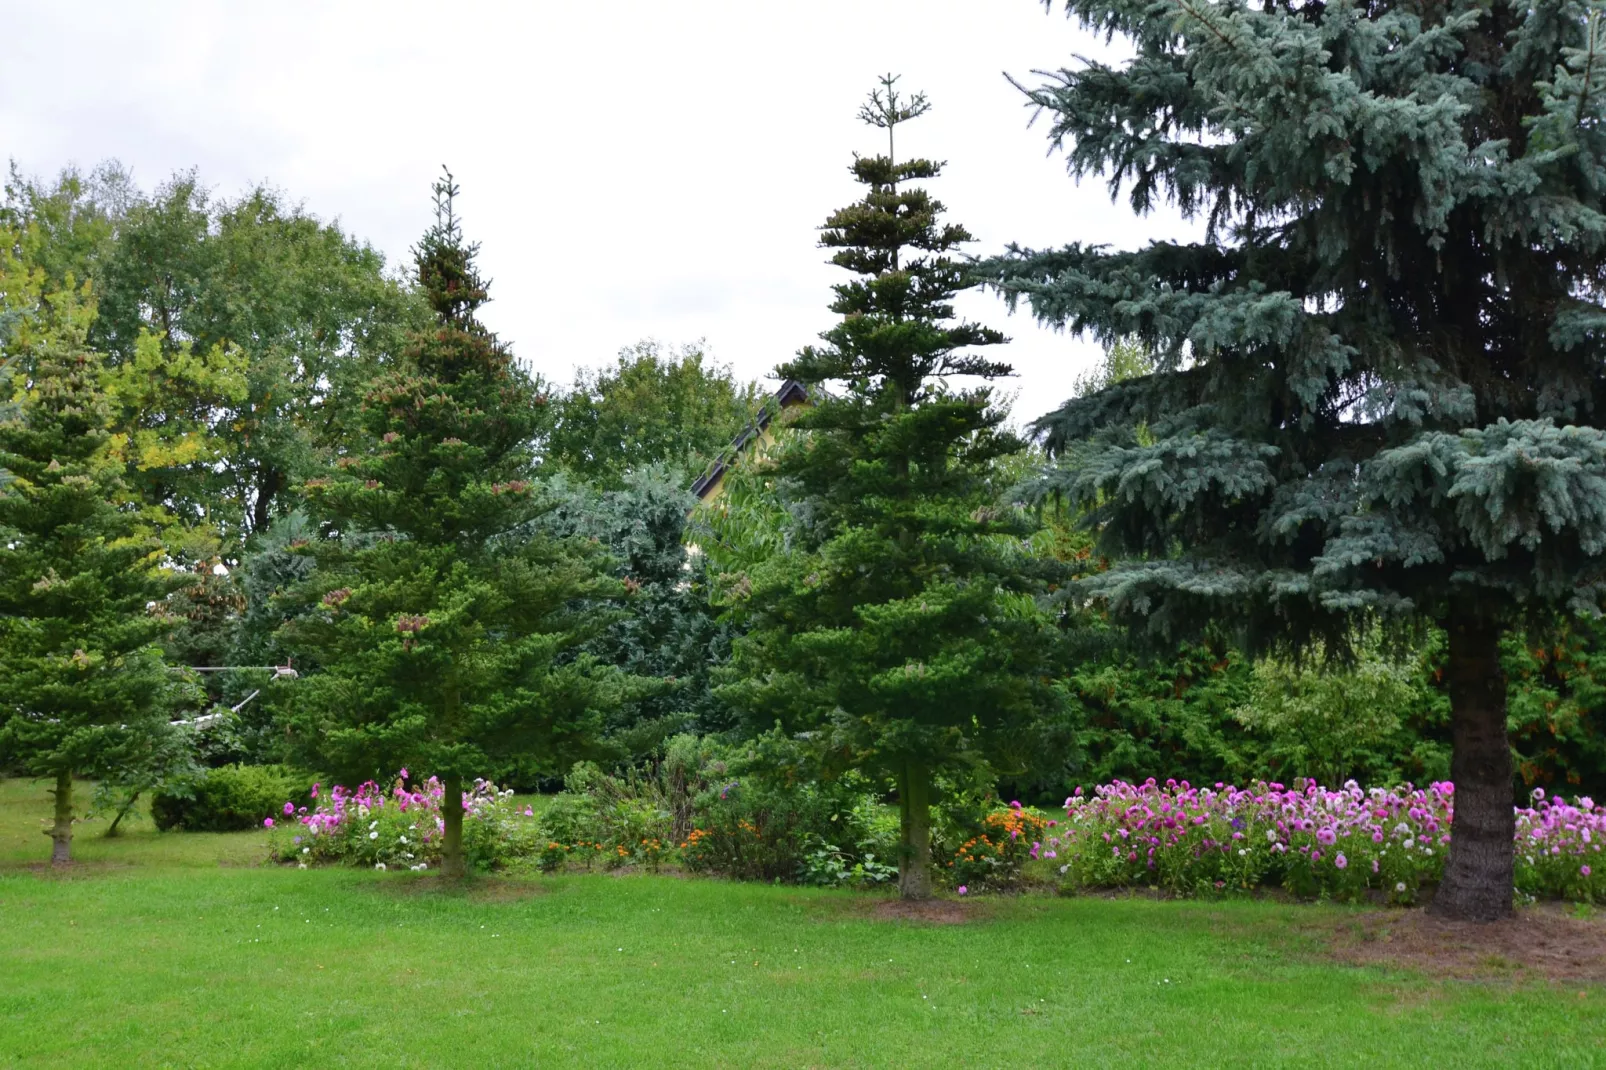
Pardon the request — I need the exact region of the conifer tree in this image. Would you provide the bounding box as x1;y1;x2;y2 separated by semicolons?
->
721;79;1069;900
282;172;633;878
982;0;1606;919
0;283;187;864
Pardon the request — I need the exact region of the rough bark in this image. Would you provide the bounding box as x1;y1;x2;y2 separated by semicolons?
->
49;770;73;865
440;773;466;879
1429;615;1515;922
897;763;933;900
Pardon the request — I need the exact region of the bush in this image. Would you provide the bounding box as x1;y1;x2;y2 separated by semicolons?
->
942;802;1054;892
681;773;875;883
151;764;311;832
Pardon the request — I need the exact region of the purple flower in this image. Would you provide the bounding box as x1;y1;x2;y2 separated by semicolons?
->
263;817;274;828
1584;865;1593;877
283;802;295;816
1334;853;1348;870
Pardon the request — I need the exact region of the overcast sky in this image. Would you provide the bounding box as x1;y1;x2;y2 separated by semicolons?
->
1;1;1190;423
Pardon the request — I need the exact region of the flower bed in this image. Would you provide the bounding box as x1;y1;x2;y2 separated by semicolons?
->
1049;778;1604;903
267;772;544;871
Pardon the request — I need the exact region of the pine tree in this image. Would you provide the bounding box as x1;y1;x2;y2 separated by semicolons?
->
981;0;1606;919
0;284;187;864
720;78;1070;900
281;172;634;878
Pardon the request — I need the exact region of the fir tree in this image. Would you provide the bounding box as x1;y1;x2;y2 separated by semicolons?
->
981;0;1606;919
0;284;188;863
720;78;1070;900
282;172;634;878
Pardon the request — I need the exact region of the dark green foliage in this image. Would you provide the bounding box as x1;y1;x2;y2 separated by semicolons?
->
720;78;1071;898
279;172;638;876
1505;619;1606;796
541;470;736;760
545;341;762;488
980;0;1606;919
0;285;194;860
149;763;310;832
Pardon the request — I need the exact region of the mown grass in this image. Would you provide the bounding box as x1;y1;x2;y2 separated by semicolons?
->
0;777;1601;1068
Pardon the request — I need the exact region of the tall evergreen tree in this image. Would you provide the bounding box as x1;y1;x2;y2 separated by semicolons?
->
981;0;1606;920
0;282;188;863
720;79;1069;899
281;172;634;878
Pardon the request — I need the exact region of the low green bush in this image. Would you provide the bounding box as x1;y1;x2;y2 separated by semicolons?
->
150;764;311;832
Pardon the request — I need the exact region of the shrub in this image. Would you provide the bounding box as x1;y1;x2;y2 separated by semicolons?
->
681;774;869;882
944;802;1054;892
150;764;311;832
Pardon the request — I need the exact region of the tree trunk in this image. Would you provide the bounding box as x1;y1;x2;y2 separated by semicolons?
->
1429;615;1515;922
105;790;141;838
897;763;933;900
49;770;73;865
440;773;466;879
251;467;284;534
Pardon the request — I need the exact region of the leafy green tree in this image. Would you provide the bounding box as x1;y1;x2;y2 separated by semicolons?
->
546;341;761;487
280;173;636;878
720;79;1070;899
981;0;1606;919
92;174;415;550
1;160;133;294
0;282;191;863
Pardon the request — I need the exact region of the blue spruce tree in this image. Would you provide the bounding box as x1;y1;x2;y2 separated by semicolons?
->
982;0;1606;920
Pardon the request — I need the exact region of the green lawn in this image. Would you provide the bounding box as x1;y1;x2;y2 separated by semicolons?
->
0;778;1601;1068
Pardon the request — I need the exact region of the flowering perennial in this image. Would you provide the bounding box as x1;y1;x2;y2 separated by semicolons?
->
1052;778;1605;903
268;773;539;871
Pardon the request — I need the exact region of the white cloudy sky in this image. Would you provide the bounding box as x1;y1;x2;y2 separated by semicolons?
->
1;1;1190;423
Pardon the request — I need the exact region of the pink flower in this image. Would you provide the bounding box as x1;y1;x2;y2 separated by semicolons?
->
957;886;968;895
1584;865;1593;877
1334;853;1348;870
283;802;295;816
399;767;409;779
263;817;274;828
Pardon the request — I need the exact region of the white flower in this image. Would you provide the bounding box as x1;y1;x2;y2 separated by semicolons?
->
369;831;379;840
374;862;386;871
1238;848;1248;856
301;847;310;855
1395;882;1406;893
369;820;379;830
297;862;308;870
1265;830;1278;843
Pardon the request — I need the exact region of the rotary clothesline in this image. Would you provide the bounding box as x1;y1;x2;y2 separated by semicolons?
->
169;664;299;726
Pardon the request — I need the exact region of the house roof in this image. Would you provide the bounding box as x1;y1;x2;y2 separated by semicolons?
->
690;378;811;501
